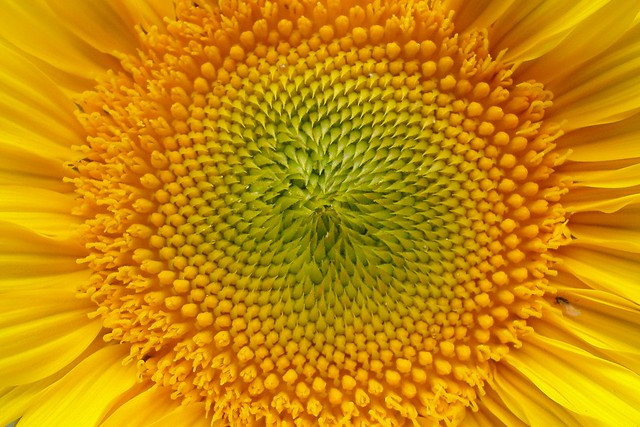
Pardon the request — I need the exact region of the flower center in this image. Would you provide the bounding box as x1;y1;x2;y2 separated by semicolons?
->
69;1;570;424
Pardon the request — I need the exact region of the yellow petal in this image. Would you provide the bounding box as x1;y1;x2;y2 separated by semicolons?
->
569;223;640;253
0;336;105;424
504;333;640;424
570;204;640;232
100;387;181;427
0;142;70;186
550;24;640;130
563;186;640;213
447;0;517;33
0;221;83;259
0;251;84;278
539;289;640;373
0;40;83;190
0;270;89;293
0;186;74;213
116;0;176;27
0;343;92;427
0;381;47;427
466;390;528;427
0;2;120;89
46;0;174;58
0;1;173;96
558;246;640;303
0;40;80;125
489;368;585;427
0;187;80;239
17;345;136;427
0;310;101;386
492;0;610;63
0;215;79;241
147;402;209;427
0;41;83;146
559;112;640;162
564;163;640;189
46;2;143;57
0;279;88;323
520;0;640;88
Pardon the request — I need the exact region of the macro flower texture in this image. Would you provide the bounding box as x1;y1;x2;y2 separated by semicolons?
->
1;0;640;426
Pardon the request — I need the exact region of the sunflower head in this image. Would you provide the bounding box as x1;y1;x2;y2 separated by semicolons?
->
66;0;572;424
3;0;640;426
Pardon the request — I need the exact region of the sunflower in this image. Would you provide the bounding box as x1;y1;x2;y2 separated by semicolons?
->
1;0;640;426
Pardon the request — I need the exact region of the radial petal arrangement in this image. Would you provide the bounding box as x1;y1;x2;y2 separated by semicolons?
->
0;1;639;426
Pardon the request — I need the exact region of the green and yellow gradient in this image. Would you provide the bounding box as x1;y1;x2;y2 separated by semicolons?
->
2;1;640;426
73;1;568;424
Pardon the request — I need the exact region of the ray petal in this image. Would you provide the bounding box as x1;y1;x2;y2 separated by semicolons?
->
536;291;640;373
147;402;209;427
557;245;640;303
490;0;610;62
559;112;640;161
549;24;640;129
99;387;184;427
485;371;586;427
503;333;640;425
0;309;101;386
17;345;137;427
518;1;640;87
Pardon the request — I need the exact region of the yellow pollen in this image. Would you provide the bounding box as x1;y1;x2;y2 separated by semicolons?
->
68;0;570;425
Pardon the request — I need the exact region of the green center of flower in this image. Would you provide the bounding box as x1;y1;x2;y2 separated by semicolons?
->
69;1;570;424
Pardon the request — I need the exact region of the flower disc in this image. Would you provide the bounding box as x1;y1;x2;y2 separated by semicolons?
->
71;1;569;425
